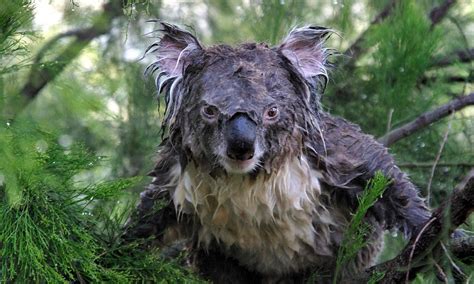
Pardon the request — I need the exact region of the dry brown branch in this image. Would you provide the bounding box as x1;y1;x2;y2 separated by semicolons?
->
378;92;474;146
405;217;438;283
354;169;474;283
398;162;474;168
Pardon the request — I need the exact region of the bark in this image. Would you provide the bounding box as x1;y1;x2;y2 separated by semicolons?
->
378;92;474;146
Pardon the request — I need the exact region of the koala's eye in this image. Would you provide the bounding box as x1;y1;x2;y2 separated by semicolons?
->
264;106;279;121
201;105;218;120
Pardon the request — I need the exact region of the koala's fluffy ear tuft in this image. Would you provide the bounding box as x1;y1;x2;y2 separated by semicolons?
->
146;22;202;78
278;26;333;85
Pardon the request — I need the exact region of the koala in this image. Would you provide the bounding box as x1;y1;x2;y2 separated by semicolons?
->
124;22;430;283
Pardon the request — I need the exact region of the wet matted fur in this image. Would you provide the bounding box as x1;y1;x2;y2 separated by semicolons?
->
125;22;431;283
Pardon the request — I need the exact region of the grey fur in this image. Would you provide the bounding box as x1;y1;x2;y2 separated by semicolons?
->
125;22;431;283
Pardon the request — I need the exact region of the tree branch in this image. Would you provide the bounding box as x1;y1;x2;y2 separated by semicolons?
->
378;92;474;146
398;162;474;168
429;0;456;28
355;169;474;283
420;73;474;85
344;0;456;68
431;48;474;68
15;1;123;117
21;28;105;100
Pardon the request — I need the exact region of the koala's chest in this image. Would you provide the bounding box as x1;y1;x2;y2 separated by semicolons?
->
172;157;346;274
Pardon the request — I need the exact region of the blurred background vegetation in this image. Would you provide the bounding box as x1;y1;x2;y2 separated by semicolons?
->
0;0;473;282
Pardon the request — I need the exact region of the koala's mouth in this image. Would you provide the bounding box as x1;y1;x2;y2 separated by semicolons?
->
220;156;260;174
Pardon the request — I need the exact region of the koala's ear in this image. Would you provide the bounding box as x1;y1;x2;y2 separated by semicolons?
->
146;22;202;78
278;26;333;82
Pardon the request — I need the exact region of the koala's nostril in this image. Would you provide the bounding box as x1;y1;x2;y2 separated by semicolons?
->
226;138;255;160
227;146;254;161
227;144;254;161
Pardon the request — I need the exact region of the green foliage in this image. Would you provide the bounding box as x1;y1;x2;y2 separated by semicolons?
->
245;0;305;45
112;63;161;178
0;0;472;282
328;1;442;136
324;0;472;207
367;270;385;284
365;1;441;129
0;123;103;282
122;0;153;18
97;241;204;283
0;0;33;75
0;122;203;283
332;172;390;283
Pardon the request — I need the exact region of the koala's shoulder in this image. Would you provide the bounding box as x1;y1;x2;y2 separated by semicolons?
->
315;112;395;185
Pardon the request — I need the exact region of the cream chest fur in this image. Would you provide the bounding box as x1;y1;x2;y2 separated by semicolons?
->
168;155;349;275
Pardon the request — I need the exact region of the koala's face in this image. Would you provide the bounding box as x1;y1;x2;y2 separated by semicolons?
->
151;23;331;175
178;45;311;174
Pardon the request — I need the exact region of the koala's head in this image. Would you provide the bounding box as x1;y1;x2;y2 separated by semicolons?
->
147;22;332;175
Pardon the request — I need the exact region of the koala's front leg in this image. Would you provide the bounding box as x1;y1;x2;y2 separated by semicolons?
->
320;113;431;236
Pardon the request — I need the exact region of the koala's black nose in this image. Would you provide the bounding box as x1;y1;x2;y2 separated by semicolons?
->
225;113;256;161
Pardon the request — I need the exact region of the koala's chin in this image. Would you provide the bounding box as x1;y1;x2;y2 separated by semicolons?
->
220;156;259;174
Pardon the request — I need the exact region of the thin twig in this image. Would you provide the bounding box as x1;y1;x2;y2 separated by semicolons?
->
432;259;448;283
386;108;394;134
426;114;453;205
440;242;465;278
405;217;437;283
